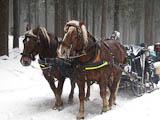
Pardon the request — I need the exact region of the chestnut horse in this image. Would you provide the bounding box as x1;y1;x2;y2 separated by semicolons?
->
57;20;127;119
20;26;75;110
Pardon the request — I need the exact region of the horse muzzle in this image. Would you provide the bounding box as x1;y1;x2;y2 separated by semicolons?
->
57;47;70;59
20;57;31;66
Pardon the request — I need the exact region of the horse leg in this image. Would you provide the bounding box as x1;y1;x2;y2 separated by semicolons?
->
109;72;121;108
77;80;85;119
53;77;65;110
99;79;109;113
85;81;90;101
68;79;75;104
43;72;57;97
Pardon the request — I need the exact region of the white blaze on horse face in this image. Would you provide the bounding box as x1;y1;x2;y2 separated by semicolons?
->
58;26;73;57
58;31;68;58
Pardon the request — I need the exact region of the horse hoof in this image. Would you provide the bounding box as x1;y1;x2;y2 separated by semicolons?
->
85;97;90;101
76;113;84;120
113;102;117;105
101;107;111;113
52;105;63;111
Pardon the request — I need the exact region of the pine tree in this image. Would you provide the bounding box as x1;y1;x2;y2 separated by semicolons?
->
0;0;9;56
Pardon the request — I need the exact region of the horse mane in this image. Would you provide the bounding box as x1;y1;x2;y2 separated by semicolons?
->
66;20;88;45
39;27;51;47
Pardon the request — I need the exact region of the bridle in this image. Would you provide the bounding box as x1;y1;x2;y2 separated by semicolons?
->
21;33;40;61
59;23;87;59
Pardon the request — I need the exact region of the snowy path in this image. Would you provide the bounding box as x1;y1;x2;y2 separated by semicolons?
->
1;57;160;120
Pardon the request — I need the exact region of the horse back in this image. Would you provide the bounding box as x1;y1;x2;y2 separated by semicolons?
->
102;40;127;65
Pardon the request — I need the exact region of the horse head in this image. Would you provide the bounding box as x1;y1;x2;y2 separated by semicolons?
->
20;25;54;66
20;26;41;66
57;20;88;59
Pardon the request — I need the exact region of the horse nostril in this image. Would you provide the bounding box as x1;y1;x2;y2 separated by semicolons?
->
24;61;28;64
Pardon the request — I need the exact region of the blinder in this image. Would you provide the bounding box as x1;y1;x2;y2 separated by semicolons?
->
23;33;40;44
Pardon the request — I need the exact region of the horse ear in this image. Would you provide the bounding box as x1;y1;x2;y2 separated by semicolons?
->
79;22;84;27
26;24;31;31
66;19;72;22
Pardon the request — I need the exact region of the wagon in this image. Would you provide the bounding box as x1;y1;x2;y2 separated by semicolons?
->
119;45;156;97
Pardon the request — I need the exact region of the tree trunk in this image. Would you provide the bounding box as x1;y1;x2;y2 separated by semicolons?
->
35;0;39;27
27;0;31;28
135;23;140;46
101;0;108;39
55;0;66;38
55;0;60;37
45;0;48;29
59;0;66;37
0;0;9;56
114;0;120;31
85;0;88;29
13;0;19;48
82;0;85;21
92;0;95;36
144;0;154;45
72;0;78;20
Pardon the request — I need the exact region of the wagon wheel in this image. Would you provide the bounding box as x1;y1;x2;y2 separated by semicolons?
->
131;78;145;97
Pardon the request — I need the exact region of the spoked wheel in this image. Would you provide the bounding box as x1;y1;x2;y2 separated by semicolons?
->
131;79;145;97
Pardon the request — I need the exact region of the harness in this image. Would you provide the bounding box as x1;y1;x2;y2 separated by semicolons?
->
38;58;76;78
38;43;109;79
77;43;110;71
61;23;111;71
85;61;109;70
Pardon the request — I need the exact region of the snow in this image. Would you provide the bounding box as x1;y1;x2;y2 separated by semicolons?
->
0;36;160;120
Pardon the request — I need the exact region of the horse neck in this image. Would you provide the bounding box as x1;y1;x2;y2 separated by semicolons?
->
78;34;96;63
38;33;58;59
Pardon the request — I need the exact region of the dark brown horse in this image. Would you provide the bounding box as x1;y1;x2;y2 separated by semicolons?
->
57;20;127;119
20;26;76;110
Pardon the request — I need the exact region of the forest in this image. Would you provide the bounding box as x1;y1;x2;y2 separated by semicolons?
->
0;0;160;56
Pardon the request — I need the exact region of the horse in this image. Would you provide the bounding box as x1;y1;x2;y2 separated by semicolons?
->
20;26;76;110
57;20;127;119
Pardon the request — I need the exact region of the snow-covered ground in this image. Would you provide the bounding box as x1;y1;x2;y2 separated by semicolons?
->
0;36;160;120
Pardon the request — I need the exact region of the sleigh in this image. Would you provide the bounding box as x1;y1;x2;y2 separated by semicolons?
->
120;45;157;97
